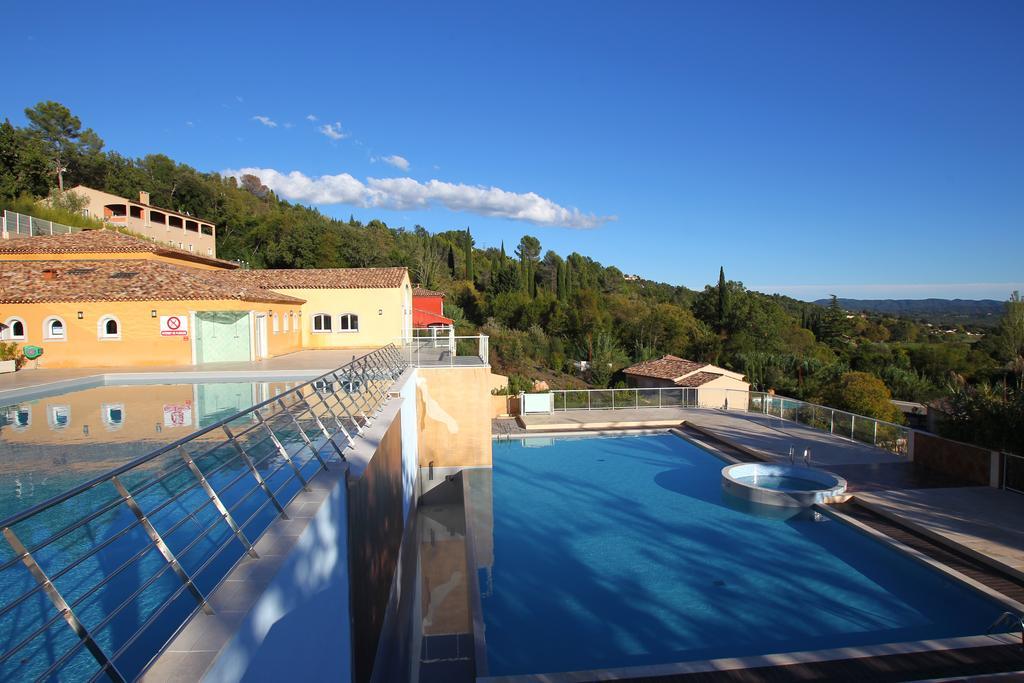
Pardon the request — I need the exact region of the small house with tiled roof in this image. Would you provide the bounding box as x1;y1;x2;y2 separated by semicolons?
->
218;267;412;349
412;286;453;328
623;355;749;410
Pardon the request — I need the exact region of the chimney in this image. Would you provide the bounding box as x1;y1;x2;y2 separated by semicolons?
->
42;268;57;281
139;191;150;205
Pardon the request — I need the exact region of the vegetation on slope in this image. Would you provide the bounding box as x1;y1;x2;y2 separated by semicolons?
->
2;101;1022;452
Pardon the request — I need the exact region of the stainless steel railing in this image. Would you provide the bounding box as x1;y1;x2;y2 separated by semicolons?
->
542;387;912;456
394;334;489;367
0;345;407;682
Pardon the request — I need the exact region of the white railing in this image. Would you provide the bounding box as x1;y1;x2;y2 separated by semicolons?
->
395;334;489;367
2;210;83;238
535;388;912;456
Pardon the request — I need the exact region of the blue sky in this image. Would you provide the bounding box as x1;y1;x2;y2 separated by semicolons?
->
5;1;1023;300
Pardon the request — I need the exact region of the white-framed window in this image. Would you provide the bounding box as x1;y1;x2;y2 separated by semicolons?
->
97;316;121;340
312;313;332;333
5;405;30;430
272;312;279;334
283;312;290;332
48;405;70;429
102;403;125;430
2;317;26;341
290;312;296;333
338;313;359;332
43;317;67;341
207;247;213;256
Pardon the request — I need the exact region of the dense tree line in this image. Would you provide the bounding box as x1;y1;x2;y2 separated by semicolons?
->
2;102;1022;449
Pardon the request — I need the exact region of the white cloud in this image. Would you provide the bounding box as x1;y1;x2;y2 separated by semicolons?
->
372;154;410;171
283;122;294;129
185;121;194;127
319;122;347;140
223;167;614;229
252;115;278;128
306;114;318;121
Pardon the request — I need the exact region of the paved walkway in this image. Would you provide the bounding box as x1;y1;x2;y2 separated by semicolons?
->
855;487;1024;581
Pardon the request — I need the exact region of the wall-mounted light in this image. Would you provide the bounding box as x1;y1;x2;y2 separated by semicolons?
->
82;424;89;435
151;310;157;318
378;309;383;315
77;311;84;320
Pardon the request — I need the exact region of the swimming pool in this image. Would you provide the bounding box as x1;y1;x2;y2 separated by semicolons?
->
474;434;1011;676
0;381;303;521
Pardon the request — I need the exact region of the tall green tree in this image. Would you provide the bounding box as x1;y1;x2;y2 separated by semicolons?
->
463;228;475;281
716;266;728;333
24;101;94;191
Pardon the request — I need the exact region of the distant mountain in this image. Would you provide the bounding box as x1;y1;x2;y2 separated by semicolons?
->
813;298;1005;327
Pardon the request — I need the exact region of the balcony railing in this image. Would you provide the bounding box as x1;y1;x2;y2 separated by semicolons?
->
395;332;488;367
538;387;911;456
0;346;407;682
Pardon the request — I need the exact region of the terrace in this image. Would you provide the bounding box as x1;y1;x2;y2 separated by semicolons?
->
0;345;1021;682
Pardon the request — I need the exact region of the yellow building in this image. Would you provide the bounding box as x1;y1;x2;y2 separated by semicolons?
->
0;259;304;368
219;268;413;349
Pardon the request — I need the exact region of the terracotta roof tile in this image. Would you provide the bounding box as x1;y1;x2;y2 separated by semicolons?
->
674;371;723;387
0;229;238;269
221;267;408;289
623;355;707;381
413;287;445;297
0;260;303;305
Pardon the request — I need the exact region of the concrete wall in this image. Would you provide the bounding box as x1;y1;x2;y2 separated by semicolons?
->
3;300;302;368
277;283;408;350
415;367;493;469
697;376;750;411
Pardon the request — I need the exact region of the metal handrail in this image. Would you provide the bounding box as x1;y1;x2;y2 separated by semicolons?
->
539;387;912;456
0;345;407;682
986;611;1023;644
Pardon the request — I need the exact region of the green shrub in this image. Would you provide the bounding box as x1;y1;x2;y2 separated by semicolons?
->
0;342;26;370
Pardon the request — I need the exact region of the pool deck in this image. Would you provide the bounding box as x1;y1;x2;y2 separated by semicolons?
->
0;348;378;402
511;406;1024;624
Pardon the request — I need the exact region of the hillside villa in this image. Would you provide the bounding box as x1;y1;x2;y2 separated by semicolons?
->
623;354;750;409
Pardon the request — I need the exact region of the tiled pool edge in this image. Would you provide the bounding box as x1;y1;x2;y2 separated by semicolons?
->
0;369;329;404
462;469;490;680
474;632;1022;683
475;430;1023;682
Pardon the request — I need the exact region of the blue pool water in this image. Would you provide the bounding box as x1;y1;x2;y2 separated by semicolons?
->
0;379;319;680
475;434;1009;676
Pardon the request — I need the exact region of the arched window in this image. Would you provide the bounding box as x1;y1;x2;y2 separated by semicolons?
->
2;317;26;341
338;313;359;332
272;312;280;334
98;316;121;340
283;312;290;333
48;405;70;429
44;317;66;341
312;313;332;333
102;403;125;430
290;312;296;332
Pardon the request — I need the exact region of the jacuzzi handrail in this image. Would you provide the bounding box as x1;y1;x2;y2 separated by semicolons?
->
0;345;406;530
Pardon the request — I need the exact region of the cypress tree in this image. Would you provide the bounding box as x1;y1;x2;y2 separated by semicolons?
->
447;244;456;278
717;266;728;333
500;241;506;260
464;228;475;282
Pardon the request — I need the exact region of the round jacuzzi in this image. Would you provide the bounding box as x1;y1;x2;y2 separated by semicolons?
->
721;462;847;508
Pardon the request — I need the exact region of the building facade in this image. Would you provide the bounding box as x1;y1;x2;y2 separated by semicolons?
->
412;287;453;328
68;185;218;257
